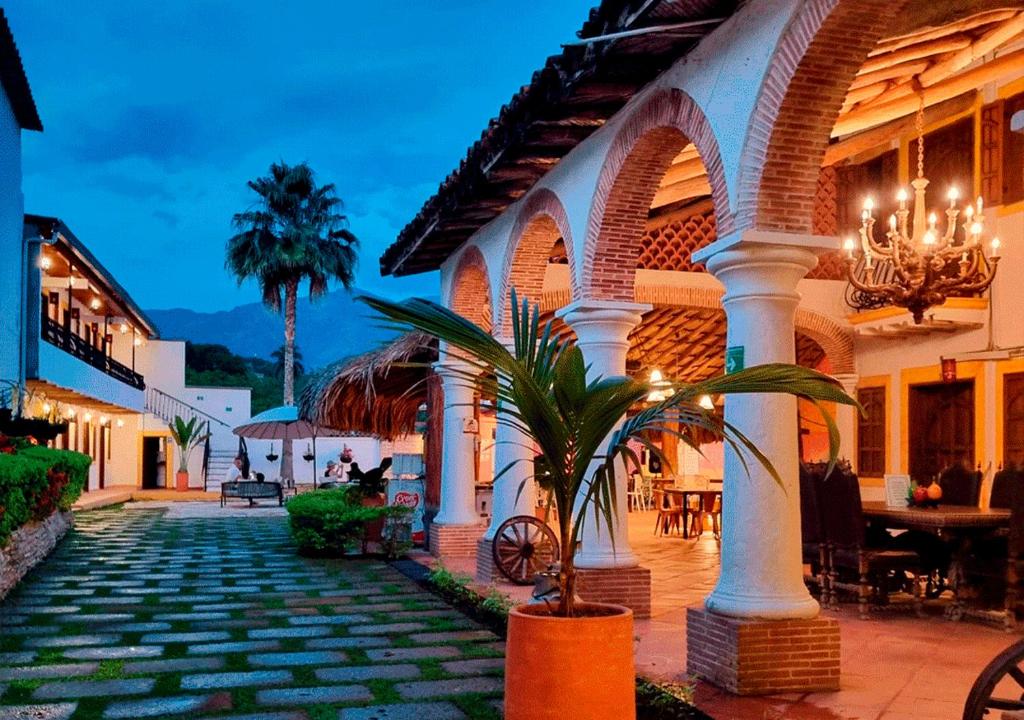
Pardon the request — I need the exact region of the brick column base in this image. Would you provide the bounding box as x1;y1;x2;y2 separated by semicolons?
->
576;566;651;619
429;523;484;560
475;537;503;584
686;607;840;694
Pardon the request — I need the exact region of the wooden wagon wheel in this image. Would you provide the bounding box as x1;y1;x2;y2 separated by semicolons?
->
492;515;560;585
963;638;1024;719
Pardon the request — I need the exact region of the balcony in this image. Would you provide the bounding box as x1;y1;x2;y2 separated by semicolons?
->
41;316;145;390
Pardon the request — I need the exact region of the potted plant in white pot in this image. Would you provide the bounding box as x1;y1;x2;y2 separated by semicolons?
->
168;415;210;492
360;290;855;720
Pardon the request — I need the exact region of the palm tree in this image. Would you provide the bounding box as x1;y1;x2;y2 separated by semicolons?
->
360;289;857;618
227;161;358;483
272;344;305;382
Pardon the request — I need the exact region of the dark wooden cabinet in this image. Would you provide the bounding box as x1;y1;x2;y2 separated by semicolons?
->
909;380;975;482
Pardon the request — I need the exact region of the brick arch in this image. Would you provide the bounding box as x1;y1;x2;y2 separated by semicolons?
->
734;0;912;233
447;245;493;333
496;188;576;337
582;88;732;302
634;281;855;375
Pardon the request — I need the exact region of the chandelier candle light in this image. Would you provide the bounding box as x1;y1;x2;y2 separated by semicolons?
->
843;99;1000;324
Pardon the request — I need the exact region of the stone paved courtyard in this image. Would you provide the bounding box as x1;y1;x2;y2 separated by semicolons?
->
0;507;504;720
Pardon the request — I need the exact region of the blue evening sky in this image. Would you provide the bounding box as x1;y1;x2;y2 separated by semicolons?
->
6;1;594;311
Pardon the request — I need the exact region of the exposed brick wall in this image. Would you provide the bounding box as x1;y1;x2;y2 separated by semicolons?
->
577;566;652;619
497;188;576;336
735;0;912;234
429;522;484;559
583;88;732;302
448;245;493;333
475;537;501;584
0;510;73;600
687;607;840;694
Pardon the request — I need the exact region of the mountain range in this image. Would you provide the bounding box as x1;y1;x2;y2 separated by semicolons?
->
146;289;406;371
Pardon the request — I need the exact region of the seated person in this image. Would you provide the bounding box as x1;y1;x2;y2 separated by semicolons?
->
224;456;244;485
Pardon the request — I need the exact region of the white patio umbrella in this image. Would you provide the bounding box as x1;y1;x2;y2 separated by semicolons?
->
233;405;345;487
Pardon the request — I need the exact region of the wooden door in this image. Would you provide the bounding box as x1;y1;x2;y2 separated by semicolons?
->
1005;373;1024;468
909;380;975;482
98;425;107;489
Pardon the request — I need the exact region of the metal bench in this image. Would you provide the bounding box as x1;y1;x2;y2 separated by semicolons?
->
221;480;284;507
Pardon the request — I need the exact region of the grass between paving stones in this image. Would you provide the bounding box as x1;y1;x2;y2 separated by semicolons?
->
92;660;124;679
451;693;502;720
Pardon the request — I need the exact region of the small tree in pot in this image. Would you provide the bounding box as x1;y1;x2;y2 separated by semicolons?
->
168;416;210;492
361;290;856;720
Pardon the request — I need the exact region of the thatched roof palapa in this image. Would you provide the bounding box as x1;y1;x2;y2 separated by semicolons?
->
300;332;438;440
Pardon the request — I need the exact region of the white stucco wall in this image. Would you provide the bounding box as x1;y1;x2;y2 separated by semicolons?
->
37;341;144;412
0;87;24;385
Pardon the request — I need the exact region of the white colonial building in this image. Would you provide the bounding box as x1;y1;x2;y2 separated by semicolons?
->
378;0;1024;694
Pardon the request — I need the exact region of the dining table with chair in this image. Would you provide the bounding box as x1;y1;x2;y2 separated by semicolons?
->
801;460;1024;627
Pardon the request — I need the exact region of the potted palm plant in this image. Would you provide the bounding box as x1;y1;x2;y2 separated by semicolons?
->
168;415;211;492
360;290;855;720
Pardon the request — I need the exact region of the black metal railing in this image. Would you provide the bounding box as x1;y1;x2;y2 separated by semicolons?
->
144;386;231;429
41;316;145;389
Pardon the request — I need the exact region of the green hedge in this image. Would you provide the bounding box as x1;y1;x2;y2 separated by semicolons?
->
0;445;90;545
286;488;409;556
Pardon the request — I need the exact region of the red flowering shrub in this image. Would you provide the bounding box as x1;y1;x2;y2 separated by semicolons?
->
0;444;89;545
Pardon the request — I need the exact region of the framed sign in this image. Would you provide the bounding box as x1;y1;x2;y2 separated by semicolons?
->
884;474;911;508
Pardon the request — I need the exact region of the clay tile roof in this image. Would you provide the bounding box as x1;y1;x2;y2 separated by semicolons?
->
380;0;736;278
0;9;42;131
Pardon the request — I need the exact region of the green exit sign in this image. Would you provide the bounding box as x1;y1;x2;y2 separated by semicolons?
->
725;346;744;374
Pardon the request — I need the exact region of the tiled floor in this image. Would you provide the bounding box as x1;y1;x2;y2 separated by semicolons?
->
0;506;504;720
448;510;1024;720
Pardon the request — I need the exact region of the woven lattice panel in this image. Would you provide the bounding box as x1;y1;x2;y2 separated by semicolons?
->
796;333;827;370
808;165;846;281
638;208;716;272
627;307;725;384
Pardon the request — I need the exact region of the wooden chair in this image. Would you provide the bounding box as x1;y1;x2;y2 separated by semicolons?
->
799;462;830;599
653;489;682;536
989;466;1024;510
628;473;651;512
962;470;1024;629
938;463;982;507
821;462;924;618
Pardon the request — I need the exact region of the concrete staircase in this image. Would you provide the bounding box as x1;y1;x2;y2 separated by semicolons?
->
205;449;238;492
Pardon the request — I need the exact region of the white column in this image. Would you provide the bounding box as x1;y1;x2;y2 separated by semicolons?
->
556;300;651;569
833;373;859;466
433;357;480;527
694;231;830;619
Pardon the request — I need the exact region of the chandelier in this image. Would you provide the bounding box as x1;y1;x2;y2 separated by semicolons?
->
843;99;1001;324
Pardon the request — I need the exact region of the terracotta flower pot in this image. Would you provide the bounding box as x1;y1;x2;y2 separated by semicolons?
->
505;602;635;720
175;470;190;492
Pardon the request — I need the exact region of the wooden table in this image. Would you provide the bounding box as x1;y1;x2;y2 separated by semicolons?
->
861;502;1010;620
861;502;1009;530
665;488;722;539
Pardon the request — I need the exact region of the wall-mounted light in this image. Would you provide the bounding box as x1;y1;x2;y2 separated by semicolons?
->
65;408;76;419
39;255;52;270
83;412;92;423
42;402;52;414
133;336;142;347
115;419;124;428
99;416;108;426
90;297;101;311
120;323;128;335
